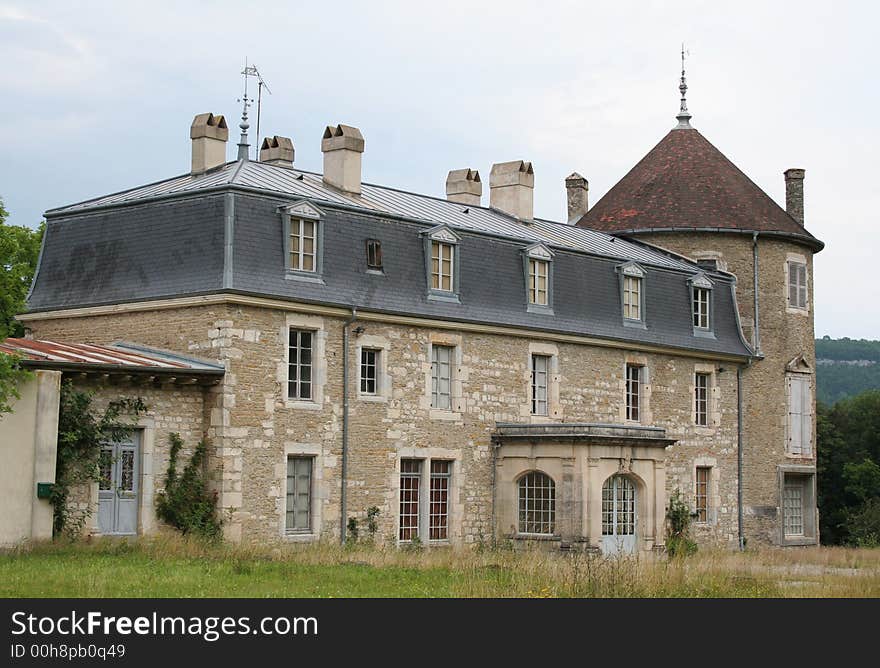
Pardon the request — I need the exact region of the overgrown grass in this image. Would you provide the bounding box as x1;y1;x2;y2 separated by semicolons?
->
2;536;879;598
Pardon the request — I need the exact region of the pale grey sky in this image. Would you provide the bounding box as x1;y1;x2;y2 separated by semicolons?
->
1;1;877;338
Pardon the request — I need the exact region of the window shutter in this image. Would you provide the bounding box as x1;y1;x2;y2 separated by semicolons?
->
801;377;813;456
798;265;808;308
788;264;798;306
788;376;803;455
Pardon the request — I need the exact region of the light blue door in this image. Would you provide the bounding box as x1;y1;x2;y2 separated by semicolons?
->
601;475;637;555
97;435;139;535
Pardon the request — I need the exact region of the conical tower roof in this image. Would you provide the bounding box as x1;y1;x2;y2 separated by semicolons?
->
577;127;822;251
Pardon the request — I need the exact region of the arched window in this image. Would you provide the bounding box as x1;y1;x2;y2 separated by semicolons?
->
517;471;556;535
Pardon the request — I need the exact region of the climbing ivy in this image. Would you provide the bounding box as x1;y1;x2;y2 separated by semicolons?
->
52;379;148;537
155;433;222;540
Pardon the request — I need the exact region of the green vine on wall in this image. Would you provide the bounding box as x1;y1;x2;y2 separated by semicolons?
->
665;489;698;557
155;433;222;540
52;379;148;538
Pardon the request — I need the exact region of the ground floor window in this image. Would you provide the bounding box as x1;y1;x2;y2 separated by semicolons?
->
400;458;453;542
602;475;635;536
517;471;556;535
781;472;816;540
286;456;313;533
695;466;710;523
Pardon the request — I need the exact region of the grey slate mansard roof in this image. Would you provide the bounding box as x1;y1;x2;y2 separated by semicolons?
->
29;160;753;359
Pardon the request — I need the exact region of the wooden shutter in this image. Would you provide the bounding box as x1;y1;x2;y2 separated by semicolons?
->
788;375;812;455
800;376;813;456
788;375;803;455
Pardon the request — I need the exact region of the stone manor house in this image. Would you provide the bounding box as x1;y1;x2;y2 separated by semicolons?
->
4;79;823;553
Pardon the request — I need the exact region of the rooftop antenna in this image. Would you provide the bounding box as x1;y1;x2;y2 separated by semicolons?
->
242;63;272;161
676;43;693;129
236;58;252;160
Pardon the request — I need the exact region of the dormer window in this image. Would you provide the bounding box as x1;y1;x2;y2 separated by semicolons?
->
280;200;324;283
366;239;383;271
616;262;646;327
422;225;461;303
290;218;316;272
689;273;715;337
432;241;454;291
523;243;554;314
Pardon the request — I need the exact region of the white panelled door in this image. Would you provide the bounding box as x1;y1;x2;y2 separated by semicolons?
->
97;434;140;535
601;475;637;555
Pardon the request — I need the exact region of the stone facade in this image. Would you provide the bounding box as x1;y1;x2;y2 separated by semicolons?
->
636;232;818;546
29;296;744;551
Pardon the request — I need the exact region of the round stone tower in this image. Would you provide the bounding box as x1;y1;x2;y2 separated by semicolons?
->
577;102;824;546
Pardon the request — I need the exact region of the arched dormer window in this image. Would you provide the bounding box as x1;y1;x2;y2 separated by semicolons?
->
688;273;715;338
616;261;646;328
421;224;461;304
517;471;556;535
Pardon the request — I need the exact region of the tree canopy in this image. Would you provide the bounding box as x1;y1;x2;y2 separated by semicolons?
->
0;197;44;339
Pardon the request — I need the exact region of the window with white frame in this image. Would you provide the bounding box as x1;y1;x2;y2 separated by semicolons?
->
529;259;549;306
360;348;379;395
788;261;808;309
623;276;642;320
399;459;422;541
625;363;642;422
695;372;710;426
531;354;550;416
517;471;556;535
289;218;317;272
431;241;454;292
693;287;710;329
429;460;451;540
431;345;454;410
288;329;313;400
787;374;813;456
695;466;710;523
399;458;453;542
285;456;312;533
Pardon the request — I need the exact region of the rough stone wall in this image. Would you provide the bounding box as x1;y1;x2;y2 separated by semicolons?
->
29;302;742;548
636;232;817;545
62;377;208;536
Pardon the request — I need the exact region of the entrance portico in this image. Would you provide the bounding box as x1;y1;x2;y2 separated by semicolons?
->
493;423;675;554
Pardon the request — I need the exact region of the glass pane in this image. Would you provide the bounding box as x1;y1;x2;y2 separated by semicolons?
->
119;450;134;492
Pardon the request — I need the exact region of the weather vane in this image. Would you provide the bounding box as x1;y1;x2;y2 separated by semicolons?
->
238;60;272;161
676;43;693;128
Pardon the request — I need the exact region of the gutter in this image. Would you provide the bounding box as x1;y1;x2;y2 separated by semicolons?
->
340;306;358;544
737;361;749;551
752;232;761;356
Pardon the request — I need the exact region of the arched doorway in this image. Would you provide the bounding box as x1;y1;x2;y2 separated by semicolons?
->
601;474;637;555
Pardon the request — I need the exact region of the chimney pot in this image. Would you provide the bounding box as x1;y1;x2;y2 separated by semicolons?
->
190;113;228;175
260;135;295;166
784;168;805;225
565;172;589;224
446;168;482;205
321;124;364;194
489;160;534;220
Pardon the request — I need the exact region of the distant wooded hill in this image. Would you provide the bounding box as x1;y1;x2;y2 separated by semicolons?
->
816;337;880;405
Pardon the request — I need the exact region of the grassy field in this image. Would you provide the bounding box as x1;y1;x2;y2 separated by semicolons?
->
2;536;879;598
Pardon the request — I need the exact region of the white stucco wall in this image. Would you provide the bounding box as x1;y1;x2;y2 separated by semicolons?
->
0;370;60;546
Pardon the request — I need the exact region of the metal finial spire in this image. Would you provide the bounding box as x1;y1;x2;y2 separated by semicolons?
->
237;59;252;160
676;44;693;129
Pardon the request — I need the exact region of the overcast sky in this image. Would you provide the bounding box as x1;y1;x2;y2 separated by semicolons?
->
1;1;876;338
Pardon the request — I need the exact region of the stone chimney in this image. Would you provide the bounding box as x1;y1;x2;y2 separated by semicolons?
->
321;124;365;194
259;136;295;166
489;160;534;220
446;168;482;205
190;113;228;175
784;168;805;225
565;172;589;224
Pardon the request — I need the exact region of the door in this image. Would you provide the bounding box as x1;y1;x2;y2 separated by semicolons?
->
601;475;637;555
97;434;140;535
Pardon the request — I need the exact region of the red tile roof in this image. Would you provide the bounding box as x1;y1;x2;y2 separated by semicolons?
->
0;339;224;375
577;128;822;249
